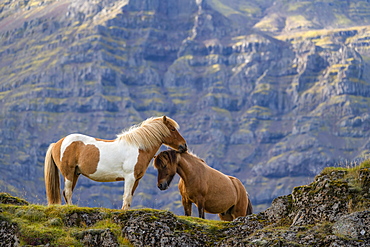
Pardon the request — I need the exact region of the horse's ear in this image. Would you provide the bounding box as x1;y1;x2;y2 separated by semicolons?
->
163;116;167;123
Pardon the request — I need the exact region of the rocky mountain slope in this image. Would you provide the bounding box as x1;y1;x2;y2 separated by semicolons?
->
1;162;369;246
1;0;370;213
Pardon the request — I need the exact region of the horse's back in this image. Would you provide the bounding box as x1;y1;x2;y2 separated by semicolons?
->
54;134;121;178
60;134;98;156
205;166;236;194
184;153;238;202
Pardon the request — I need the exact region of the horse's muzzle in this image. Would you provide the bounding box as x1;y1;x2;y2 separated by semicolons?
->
179;143;187;153
158;182;169;190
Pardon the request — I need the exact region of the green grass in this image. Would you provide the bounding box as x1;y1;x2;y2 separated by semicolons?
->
322;158;370;174
2;157;369;246
179;215;227;228
0;201;128;246
1;204;73;246
0;198;233;246
318;160;370;212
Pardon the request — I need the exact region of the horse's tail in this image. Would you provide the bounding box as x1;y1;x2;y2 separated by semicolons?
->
246;192;253;215
44;143;61;205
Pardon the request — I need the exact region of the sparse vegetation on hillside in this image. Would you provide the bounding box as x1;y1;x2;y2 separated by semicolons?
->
1;160;369;246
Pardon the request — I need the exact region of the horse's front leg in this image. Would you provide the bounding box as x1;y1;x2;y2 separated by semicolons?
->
182;197;192;216
197;205;205;219
122;173;136;210
197;199;205;219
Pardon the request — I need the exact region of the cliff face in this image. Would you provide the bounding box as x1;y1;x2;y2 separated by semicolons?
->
1;163;369;246
1;0;370;212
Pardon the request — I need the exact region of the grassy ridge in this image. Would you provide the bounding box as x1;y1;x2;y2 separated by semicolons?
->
1;160;369;245
0;193;228;246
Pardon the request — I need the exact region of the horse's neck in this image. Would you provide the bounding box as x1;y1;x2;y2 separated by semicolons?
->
177;154;200;184
116;138;160;169
133;146;161;179
139;145;161;166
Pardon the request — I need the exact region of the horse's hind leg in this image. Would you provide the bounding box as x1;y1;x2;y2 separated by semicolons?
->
229;177;251;218
218;212;234;221
233;192;251;218
63;179;74;205
72;171;80;192
218;206;235;221
63;169;79;205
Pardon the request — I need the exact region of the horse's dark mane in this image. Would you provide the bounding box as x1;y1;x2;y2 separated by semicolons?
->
155;150;208;170
154;149;178;168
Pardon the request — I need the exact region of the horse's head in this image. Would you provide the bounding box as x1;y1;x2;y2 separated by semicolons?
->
154;150;179;190
161;116;187;153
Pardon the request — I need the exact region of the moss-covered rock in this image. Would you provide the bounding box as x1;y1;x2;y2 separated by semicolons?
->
114;209;214;246
74;228;120;247
0;193;29;206
1;163;369;246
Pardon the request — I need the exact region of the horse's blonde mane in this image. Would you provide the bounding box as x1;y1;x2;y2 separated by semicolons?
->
116;116;179;151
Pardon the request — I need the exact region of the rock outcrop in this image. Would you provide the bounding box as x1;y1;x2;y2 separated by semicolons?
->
1;163;369;246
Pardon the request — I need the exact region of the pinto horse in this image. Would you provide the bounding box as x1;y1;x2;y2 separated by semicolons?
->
44;116;187;210
154;150;252;221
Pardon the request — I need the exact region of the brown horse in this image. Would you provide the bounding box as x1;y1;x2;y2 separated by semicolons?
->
154;150;252;221
44;116;187;210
